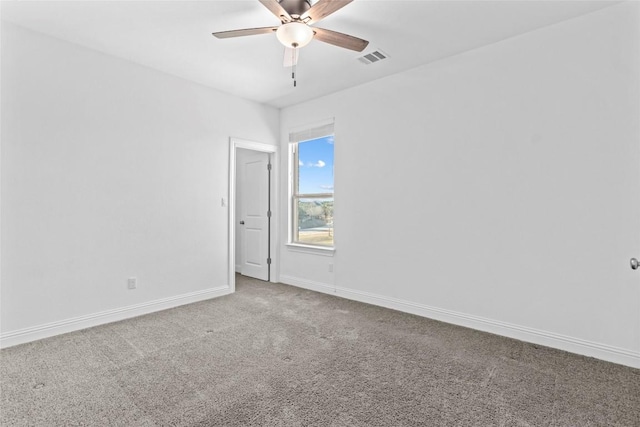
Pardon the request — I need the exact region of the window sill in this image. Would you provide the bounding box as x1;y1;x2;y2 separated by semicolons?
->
286;243;335;257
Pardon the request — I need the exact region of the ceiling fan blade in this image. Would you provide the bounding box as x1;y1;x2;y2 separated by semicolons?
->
301;0;353;25
258;0;292;23
212;26;278;39
283;47;299;67
312;27;369;52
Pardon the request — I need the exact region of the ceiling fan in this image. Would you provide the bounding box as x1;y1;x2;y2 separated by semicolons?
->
213;0;368;52
212;0;369;85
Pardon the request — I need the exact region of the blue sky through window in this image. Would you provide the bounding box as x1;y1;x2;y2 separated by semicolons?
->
298;135;334;195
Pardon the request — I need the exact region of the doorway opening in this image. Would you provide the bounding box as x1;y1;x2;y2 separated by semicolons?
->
228;138;278;293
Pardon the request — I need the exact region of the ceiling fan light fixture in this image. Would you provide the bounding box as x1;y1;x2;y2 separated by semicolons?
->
276;22;314;48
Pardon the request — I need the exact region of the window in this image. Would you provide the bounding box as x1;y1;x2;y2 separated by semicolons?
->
290;129;334;248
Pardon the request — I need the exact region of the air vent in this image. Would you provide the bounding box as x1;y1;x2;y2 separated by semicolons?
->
357;50;389;65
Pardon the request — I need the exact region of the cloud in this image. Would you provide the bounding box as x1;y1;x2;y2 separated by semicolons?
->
319;185;334;190
299;160;304;166
326;136;334;145
303;160;326;168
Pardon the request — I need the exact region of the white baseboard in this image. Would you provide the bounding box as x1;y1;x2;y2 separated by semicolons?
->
280;275;335;294
279;275;640;369
0;286;233;349
235;264;241;273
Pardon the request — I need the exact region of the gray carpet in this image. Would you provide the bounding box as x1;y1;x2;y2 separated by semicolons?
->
1;275;639;426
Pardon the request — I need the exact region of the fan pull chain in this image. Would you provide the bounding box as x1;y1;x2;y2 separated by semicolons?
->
292;43;298;87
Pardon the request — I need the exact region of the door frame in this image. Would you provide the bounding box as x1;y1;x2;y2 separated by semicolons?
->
228;138;279;292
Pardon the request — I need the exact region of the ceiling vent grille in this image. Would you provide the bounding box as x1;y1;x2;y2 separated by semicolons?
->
357;50;389;65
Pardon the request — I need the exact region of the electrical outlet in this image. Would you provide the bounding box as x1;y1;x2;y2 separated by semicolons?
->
128;277;137;289
328;263;333;273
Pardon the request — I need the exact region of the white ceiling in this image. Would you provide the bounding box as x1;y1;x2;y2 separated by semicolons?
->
1;0;619;108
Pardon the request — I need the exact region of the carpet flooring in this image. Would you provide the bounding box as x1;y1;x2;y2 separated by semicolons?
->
1;275;639;426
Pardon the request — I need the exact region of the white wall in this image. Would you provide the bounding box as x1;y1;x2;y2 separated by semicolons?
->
279;2;640;367
0;23;279;344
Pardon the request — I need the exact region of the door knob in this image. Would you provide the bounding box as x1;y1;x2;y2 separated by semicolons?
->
239;221;245;225
631;258;639;270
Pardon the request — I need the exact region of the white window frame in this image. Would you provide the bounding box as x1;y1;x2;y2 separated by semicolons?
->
288;120;335;252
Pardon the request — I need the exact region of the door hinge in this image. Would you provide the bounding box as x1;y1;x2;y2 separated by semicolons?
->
267;163;272;171
267;258;272;265
267;210;272;218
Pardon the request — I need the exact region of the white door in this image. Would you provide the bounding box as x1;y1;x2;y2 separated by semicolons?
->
238;150;270;281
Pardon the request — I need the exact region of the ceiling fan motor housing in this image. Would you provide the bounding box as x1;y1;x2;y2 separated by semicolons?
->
279;0;311;18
